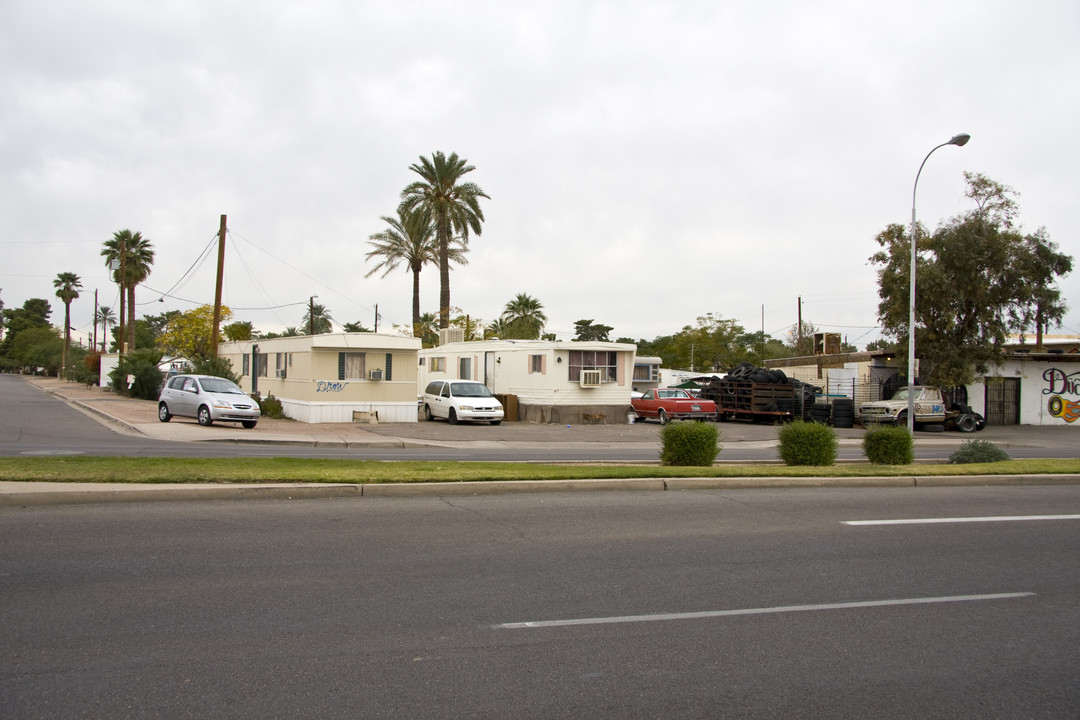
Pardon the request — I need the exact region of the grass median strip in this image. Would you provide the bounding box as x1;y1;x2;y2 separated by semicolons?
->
0;457;1077;484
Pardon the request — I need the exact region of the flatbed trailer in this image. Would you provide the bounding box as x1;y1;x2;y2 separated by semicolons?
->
701;380;795;422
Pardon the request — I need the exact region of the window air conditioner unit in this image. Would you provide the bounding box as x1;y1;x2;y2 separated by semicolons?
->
276;368;286;378
580;369;602;387
369;369;383;380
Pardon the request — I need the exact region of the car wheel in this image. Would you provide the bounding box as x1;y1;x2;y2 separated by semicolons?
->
157;403;171;423
448;408;459;425
424;404;435;422
197;405;214;426
658;409;669;425
895;411;907;428
957;414;977;433
242;420;257;429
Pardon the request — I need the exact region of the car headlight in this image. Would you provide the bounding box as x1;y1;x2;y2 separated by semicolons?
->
460;405;474;411
213;401;234;409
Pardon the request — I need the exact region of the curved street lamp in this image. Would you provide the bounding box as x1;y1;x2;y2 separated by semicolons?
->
907;133;970;433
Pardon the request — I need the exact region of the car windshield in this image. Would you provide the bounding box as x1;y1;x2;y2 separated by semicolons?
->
890;388;924;401
199;378;245;394
451;382;493;398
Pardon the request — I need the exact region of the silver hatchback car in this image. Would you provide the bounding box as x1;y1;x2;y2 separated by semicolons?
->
158;374;261;428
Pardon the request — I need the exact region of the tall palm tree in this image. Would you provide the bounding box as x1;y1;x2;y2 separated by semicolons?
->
365;207;469;335
302;303;334;335
399;151;488;329
95;305;117;352
101;229;155;352
500;293;547;339
53;272;82;375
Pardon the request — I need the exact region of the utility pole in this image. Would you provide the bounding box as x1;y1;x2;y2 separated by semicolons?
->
93;289;98;354
211;214;227;356
374;303;379;333
309;296;316;336
797;296;803;352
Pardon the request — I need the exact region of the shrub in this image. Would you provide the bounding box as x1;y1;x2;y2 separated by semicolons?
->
189;355;240;384
777;420;838;466
862;424;915;465
258;394;288;420
950;439;1011;464
660;421;720;466
108;348;164;400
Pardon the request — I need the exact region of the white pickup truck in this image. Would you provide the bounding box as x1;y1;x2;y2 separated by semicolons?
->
859;386;947;426
859;385;984;432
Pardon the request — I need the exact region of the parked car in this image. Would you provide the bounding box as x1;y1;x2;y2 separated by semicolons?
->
422;380;504;425
158;374;261;428
631;388;718;424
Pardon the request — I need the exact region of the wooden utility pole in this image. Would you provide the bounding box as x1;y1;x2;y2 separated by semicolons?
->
211;214;227;356
93;289;98;353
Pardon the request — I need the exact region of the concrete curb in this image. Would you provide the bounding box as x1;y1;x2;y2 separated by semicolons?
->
3;474;1079;506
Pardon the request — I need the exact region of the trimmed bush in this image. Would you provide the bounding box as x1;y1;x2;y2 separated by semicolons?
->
258;394;288;420
777;420;838;466
862;424;915;465
660;421;720;466
950;439;1011;464
189;355;241;384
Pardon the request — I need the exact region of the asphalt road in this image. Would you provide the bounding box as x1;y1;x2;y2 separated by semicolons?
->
2;486;1078;718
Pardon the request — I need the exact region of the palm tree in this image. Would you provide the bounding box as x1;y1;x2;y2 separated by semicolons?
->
415;312;440;347
365;207;469;335
101;229;155;352
95;305;117;352
500;293;547;339
53;272;82;375
399;151;488;329
302;303;334;335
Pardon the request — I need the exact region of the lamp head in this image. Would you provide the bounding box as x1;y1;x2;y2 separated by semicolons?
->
949;133;971;147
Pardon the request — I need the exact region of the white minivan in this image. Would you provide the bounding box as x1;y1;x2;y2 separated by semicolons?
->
422;380;504;425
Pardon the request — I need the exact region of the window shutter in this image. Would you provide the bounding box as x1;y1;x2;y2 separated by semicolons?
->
338;352;345;380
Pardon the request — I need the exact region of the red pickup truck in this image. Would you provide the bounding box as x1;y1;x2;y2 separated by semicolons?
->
632;388;719;424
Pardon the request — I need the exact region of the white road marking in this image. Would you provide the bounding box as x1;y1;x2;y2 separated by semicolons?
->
843;515;1080;526
494;592;1034;630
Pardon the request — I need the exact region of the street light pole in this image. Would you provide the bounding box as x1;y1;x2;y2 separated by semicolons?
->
907;133;970;433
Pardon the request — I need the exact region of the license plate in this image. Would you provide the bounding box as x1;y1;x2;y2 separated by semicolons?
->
692;404;701;411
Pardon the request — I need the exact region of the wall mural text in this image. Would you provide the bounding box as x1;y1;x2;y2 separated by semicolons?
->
1042;368;1080;423
316;381;349;393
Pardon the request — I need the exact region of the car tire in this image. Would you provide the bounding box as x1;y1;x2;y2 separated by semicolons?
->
658;409;669;425
957;414;977;433
158;403;171;423
242;420;257;429
424;404;435;422
490;420;501;426
448;408;459;425
197;405;213;426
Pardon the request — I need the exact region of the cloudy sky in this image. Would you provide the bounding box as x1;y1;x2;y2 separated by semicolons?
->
3;0;1078;351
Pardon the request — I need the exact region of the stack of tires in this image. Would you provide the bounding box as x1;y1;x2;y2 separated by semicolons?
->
831;398;855;428
810;403;832;423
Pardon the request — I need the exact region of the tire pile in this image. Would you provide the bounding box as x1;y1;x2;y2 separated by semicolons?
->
702;363;822;421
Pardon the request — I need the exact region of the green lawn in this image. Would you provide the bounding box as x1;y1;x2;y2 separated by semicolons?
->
0;456;1078;484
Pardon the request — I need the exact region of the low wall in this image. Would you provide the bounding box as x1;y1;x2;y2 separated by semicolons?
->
278;399;419;424
519;403;635;425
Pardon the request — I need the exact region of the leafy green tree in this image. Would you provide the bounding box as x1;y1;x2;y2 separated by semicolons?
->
497;293;547;340
302;303;333;335
190;355;240;384
366;207;469;334
108;347;163;399
0;298;53;368
101;229;155;352
448;311;484;342
9;326;63;374
870;172;1073;385
159;305;232;360
414;312;440;346
341;321;371;333
399;151;489;329
573;319;614;341
53;272;82;375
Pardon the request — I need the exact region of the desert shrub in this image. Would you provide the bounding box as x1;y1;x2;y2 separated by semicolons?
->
258;394;288;420
949;439;1011;464
862;424;915;465
108;348;164;400
189;355;240;384
660;421;720;466
777;420;837;466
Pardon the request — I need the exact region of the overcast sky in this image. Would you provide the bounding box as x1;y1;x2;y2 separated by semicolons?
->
3;0;1078;351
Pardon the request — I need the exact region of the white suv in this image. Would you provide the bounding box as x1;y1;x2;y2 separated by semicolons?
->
422;380;504;425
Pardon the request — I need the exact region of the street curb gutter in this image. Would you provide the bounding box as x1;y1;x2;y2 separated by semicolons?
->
2;474;1078;506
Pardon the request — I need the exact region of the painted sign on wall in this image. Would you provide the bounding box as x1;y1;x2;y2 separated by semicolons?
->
1042;368;1080;422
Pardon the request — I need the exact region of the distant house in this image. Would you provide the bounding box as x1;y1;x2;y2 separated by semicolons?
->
218;333;422;423
418;336;637;424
